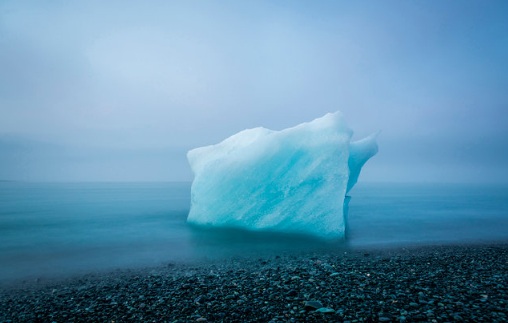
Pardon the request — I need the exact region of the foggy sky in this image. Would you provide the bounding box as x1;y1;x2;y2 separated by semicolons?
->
1;1;507;183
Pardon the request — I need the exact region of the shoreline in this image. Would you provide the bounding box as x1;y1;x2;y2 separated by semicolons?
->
1;242;507;322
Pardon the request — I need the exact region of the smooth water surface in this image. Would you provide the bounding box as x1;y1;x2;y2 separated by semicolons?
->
1;181;507;283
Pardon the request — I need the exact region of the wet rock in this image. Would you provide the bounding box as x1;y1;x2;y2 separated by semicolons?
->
286;290;298;297
304;300;324;310
316;307;335;313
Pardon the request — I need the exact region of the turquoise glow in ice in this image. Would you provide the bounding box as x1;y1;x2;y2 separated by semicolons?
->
187;112;378;239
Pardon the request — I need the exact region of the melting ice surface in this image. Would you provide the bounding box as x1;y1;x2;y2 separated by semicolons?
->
187;112;378;239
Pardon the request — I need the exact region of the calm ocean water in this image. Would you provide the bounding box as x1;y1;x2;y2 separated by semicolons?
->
1;182;507;283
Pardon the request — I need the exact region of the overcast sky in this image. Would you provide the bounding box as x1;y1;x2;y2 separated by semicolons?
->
1;0;507;183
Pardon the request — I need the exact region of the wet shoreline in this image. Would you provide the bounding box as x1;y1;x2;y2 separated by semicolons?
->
1;242;507;322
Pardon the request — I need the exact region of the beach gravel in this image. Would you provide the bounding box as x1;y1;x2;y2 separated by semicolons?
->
1;243;507;322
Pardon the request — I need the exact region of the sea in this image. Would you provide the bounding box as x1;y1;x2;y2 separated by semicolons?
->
1;181;507;283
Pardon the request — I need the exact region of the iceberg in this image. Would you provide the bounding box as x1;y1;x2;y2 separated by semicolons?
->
187;112;378;239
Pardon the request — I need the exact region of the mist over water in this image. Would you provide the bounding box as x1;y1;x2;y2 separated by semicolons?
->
1;181;507;283
348;183;508;245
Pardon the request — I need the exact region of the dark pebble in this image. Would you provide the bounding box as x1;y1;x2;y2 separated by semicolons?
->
286;289;298;297
304;300;324;310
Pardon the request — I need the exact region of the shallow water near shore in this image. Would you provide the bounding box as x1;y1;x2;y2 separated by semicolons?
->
1;181;507;283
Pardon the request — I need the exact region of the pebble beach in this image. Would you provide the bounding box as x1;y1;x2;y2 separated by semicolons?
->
1;243;507;322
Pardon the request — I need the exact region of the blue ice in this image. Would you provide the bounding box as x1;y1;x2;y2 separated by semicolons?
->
187;112;378;239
